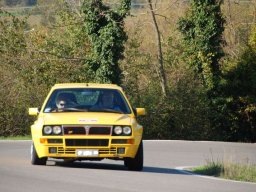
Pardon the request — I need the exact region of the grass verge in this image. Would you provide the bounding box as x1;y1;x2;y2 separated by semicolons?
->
0;135;31;140
191;161;256;183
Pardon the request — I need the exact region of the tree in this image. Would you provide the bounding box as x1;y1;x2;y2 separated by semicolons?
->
219;25;256;142
0;3;91;136
177;0;226;141
147;0;167;97
81;0;131;84
0;11;32;136
177;0;225;95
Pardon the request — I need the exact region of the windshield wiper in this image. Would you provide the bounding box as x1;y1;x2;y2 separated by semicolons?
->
89;108;124;114
62;108;88;112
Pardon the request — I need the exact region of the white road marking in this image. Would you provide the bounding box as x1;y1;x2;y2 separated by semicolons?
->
175;166;256;185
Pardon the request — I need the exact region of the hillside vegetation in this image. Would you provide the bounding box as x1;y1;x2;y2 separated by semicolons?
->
0;0;256;141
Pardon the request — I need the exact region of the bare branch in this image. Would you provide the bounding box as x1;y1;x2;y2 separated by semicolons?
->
147;0;167;97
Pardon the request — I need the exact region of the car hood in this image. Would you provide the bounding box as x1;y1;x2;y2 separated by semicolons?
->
40;112;133;125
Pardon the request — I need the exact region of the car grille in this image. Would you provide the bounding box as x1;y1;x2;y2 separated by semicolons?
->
65;139;109;147
64;127;86;135
57;147;117;155
63;126;111;135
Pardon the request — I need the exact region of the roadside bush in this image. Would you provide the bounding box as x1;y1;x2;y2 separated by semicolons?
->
0;5;91;136
139;65;212;140
220;46;256;142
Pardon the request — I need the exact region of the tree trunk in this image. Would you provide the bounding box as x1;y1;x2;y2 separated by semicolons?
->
147;0;167;97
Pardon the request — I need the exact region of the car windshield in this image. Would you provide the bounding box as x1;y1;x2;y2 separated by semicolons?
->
43;88;132;114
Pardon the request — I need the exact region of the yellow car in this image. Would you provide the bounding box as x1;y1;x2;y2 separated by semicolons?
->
29;83;145;171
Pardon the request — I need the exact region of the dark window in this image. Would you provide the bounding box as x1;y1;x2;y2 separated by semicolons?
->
43;88;131;114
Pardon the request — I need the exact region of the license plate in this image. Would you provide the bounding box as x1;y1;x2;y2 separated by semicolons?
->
76;149;99;157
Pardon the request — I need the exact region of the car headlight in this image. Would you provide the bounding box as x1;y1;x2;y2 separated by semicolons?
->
53;126;62;135
43;125;63;135
123;126;131;135
112;126;132;136
43;126;52;135
114;126;123;135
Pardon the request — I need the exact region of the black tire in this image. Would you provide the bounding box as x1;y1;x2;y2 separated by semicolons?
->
124;141;143;171
31;143;47;165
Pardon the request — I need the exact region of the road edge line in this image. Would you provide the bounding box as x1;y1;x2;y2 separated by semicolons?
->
175;166;256;185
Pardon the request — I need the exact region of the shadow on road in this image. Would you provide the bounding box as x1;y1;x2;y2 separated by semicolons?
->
143;166;188;175
53;161;189;175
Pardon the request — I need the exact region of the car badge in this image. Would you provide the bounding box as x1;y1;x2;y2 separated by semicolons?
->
85;126;90;135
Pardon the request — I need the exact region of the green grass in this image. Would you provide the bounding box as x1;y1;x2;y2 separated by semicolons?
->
192;161;223;177
0;135;31;140
191;161;256;183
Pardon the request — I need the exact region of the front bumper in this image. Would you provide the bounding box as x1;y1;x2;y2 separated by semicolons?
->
34;136;141;159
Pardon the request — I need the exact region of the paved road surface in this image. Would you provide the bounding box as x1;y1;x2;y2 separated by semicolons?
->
0;140;255;192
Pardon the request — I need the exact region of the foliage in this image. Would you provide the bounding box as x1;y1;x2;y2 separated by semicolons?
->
192;161;223;177
23;2;92;86
205;24;256;142
0;3;92;136
0;11;31;136
0;0;132;136
220;47;256;142
121;26;212;139
0;0;256;142
139;65;212;140
177;0;225;94
81;0;131;84
176;0;238;141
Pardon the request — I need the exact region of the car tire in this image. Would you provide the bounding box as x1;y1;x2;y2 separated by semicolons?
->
124;141;143;171
31;143;47;165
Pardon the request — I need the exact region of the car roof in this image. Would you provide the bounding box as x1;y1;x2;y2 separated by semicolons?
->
52;83;122;90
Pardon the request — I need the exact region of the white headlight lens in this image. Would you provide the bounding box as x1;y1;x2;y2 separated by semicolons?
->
43;126;52;135
114;126;122;135
53;126;62;135
123;126;131;135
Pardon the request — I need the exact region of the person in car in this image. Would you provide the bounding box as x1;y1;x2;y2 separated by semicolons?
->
55;93;77;112
91;91;122;112
56;98;66;111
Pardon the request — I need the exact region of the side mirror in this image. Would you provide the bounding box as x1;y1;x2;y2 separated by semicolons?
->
29;108;39;116
136;108;146;116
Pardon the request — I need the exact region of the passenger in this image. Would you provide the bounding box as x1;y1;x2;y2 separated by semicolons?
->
101;92;116;109
92;91;121;112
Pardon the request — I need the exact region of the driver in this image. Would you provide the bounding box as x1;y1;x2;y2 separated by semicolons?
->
55;96;67;112
55;93;77;111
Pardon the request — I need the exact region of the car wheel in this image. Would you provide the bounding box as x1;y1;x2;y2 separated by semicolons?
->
124;141;143;171
31;143;47;165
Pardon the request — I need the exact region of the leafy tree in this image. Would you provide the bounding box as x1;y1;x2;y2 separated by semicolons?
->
177;0;225;95
220;26;256;142
0;3;92;136
81;0;131;84
24;2;92;86
176;0;228;141
0;11;31;136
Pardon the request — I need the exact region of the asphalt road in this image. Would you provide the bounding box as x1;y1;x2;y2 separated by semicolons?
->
0;140;255;192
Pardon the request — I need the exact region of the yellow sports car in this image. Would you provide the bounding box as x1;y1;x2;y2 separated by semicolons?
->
29;83;145;171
